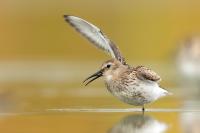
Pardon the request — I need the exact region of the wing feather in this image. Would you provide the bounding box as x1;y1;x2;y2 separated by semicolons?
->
136;66;161;82
64;15;126;64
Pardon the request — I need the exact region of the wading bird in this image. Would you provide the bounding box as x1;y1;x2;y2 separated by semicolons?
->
64;15;171;112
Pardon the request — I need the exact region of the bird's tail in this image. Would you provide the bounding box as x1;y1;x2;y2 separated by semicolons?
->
159;86;173;97
165;91;173;96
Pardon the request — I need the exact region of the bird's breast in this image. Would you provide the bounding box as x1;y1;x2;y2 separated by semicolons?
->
105;74;113;82
104;78;168;106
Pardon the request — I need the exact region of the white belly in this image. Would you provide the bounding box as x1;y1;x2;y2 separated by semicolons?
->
106;79;169;106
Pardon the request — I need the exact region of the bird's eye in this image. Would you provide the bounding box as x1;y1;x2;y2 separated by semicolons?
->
106;64;111;68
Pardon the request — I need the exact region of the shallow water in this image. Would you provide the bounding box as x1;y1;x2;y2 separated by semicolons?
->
0;108;200;133
0;83;199;133
0;61;199;133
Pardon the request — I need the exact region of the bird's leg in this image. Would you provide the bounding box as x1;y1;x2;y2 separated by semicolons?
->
142;105;145;114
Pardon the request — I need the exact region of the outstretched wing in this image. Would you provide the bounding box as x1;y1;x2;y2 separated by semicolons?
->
64;15;126;64
136;66;161;82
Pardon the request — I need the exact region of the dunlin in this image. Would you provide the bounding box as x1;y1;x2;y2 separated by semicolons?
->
64;15;171;112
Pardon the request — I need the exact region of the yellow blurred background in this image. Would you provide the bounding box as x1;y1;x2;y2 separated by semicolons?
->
1;0;200;61
0;0;200;133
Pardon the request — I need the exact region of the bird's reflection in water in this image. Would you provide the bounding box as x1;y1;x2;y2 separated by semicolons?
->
108;114;168;133
180;111;200;133
180;101;200;133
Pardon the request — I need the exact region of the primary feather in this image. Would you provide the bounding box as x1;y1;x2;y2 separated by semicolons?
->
64;15;126;64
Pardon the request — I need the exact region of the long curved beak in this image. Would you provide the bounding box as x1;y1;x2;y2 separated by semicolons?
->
83;69;103;86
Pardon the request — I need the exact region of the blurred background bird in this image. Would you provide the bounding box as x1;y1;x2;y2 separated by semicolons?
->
176;36;200;99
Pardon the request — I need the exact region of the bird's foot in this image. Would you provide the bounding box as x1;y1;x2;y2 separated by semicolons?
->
142;106;145;115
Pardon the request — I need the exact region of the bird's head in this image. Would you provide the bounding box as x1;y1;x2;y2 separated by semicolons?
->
83;59;126;85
